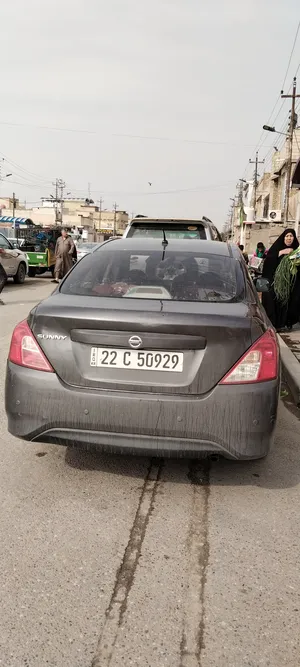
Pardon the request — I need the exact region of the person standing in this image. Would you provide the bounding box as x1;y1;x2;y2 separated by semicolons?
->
253;242;268;259
53;229;75;283
0;263;7;302
47;239;56;277
262;229;300;331
238;244;249;265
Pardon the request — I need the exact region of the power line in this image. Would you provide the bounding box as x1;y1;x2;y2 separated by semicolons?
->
111;133;272;149
0;151;53;184
243;92;296;179
242;57;300;180
281;19;300;91
2;176;236;202
0;120;95;135
67;181;236;198
262;111;291;166
0;120;273;149
0;179;50;189
4;171;52;188
262;90;300;172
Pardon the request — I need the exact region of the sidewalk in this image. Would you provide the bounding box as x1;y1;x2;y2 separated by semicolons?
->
279;324;300;407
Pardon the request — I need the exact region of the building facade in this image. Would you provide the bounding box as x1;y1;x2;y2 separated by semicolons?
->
0;196;129;239
231;127;300;252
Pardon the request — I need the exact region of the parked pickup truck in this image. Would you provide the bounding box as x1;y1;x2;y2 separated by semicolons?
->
21;240;55;277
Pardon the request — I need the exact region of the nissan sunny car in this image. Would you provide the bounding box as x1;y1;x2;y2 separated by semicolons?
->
5;238;280;460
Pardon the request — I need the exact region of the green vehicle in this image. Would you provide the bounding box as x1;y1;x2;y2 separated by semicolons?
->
25;243;52;277
20;226;76;277
1;219;77;277
21;231;54;278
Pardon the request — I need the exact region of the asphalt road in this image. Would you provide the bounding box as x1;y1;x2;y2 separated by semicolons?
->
1;277;300;667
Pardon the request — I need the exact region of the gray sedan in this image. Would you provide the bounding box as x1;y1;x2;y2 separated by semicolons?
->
5;238;280;460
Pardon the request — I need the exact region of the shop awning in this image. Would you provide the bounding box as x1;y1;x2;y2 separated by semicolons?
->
0;216;34;226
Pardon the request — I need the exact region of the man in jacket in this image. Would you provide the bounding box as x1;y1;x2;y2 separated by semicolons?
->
53;229;75;283
238;244;249;265
0;263;7;303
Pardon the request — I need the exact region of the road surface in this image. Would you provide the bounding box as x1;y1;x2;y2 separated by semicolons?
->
1;277;300;667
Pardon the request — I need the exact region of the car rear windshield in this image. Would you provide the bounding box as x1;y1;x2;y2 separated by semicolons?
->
127;223;206;240
61;247;244;302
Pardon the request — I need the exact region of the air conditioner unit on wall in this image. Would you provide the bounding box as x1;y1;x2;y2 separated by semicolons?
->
268;210;282;222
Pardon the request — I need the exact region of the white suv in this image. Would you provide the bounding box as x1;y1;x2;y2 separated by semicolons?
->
123;216;222;241
0;233;28;284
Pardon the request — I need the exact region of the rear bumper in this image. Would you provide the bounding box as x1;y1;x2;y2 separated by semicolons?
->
5;363;279;460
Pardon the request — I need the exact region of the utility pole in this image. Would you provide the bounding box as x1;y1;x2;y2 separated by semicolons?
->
12;191;18;242
281;77;300;225
113;202;118;236
237;179;246;246
52;179;59;224
94;197;103;241
229;198;236;241
12;192;18;242
98;197;103;230
59;180;65;224
249;151;264;221
12;192;16;217
52;178;65;225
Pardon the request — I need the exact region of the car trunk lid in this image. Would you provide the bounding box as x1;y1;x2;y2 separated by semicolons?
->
30;294;260;396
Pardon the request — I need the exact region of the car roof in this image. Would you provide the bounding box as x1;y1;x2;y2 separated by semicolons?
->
96;237;233;257
129;217;213;225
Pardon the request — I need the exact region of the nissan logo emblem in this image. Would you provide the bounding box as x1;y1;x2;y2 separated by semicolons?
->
129;335;143;349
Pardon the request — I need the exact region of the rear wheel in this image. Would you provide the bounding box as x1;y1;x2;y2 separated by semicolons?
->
28;267;36;278
14;263;26;284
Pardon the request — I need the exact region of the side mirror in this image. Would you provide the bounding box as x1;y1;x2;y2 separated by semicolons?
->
255;277;270;293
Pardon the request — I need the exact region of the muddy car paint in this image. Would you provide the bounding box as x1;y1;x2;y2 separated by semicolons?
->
5;239;280;459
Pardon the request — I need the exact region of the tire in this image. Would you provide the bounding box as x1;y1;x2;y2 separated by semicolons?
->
14;262;26;284
28;267;36;278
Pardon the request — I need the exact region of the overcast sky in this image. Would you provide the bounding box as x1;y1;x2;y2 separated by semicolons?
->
0;0;299;227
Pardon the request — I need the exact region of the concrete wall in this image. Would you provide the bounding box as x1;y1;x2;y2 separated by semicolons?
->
95;211;129;233
244;221;297;253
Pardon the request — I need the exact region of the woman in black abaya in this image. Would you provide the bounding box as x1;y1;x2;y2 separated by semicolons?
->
262;229;300;331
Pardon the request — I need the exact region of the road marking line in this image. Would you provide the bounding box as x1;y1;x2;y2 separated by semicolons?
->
180;460;210;667
91;459;163;667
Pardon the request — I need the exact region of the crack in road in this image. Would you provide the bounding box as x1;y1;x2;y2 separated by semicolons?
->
180;459;210;667
91;458;164;667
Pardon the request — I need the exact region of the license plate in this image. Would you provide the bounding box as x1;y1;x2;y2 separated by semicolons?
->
90;347;183;372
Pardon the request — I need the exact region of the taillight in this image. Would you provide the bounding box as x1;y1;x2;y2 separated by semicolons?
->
219;329;278;385
8;320;54;372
